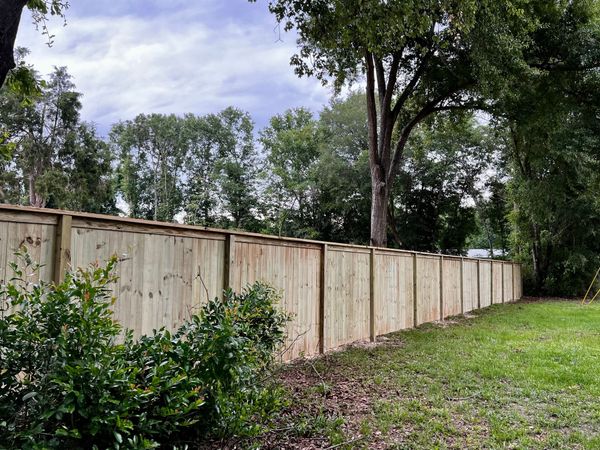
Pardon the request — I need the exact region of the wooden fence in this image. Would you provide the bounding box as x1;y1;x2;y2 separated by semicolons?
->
0;205;523;360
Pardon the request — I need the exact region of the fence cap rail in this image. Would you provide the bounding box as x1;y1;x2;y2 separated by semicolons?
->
0;203;521;265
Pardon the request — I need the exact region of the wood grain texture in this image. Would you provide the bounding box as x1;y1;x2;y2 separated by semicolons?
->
442;258;462;318
231;239;321;360
479;261;492;308
324;247;370;351
503;263;513;303
492;261;504;304
0;206;524;363
70;227;224;336
374;251;414;335
416;256;441;325
462;260;479;312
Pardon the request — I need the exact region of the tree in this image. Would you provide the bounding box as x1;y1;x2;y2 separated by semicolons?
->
112;114;186;221
491;2;600;294
180;108;262;230
390;114;491;254
0;0;68;87
505;74;600;295
181;113;222;227
1;65;80;207
212;107;261;230
473;177;511;258
260;107;322;237
0;63;116;212
264;0;553;246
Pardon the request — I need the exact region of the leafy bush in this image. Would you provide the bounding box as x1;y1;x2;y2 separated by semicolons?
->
0;253;288;449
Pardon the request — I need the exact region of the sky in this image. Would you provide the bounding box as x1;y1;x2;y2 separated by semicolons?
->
15;0;333;136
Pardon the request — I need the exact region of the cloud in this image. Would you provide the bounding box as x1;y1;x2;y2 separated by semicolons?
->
15;1;332;135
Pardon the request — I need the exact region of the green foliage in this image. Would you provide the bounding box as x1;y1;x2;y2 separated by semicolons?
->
0;254;288;448
0;62;116;213
392;114;492;254
112;113;186;221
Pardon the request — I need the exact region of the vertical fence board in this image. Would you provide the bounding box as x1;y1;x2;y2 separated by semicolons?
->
416;255;441;325
479;261;492;308
492;261;503;304
0;206;525;362
325;247;370;350
462;260;479;313
442;258;462;318
503;262;513;303
374;251;414;335
232;238;321;360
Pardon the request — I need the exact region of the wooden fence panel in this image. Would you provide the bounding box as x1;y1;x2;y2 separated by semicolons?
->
514;264;523;300
0;205;525;361
503;263;513;303
492;261;504;304
443;258;462;318
70;223;225;336
232;236;322;360
0;221;56;285
374;251;414;335
324;247;371;350
479;261;492;308
416;255;441;324
462;260;479;312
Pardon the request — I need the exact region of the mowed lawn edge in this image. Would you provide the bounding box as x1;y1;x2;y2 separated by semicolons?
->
217;300;600;449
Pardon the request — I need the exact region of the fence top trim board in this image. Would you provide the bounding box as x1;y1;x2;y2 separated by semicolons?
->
0;204;520;265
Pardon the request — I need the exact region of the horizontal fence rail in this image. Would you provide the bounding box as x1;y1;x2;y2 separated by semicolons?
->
0;204;523;361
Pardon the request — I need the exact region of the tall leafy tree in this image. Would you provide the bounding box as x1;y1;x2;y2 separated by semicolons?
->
181;108;261;230
506;77;600;295
391;114;492;254
112;114;186;221
182;113;222;227
213;107;261;230
260;107;322;237
0;64;116;212
263;0;553;247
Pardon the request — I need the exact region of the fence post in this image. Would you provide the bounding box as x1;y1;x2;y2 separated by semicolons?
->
223;233;236;290
460;257;464;314
319;244;328;353
512;263;516;302
413;252;418;327
477;259;481;309
369;248;376;342
53;214;72;284
490;261;494;305
501;262;505;304
439;255;444;320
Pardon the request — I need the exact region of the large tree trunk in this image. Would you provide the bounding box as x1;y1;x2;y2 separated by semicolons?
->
0;0;28;87
370;167;389;247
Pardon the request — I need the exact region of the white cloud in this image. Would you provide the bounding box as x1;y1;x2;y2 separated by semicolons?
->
15;1;332;134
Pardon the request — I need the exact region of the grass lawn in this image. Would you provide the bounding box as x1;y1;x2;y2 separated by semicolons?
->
224;299;600;449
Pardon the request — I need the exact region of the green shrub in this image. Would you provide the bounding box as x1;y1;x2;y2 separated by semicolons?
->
0;252;288;449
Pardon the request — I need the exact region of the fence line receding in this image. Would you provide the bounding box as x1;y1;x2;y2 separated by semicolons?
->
0;205;523;361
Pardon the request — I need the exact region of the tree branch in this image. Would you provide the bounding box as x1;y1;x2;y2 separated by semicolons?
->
365;51;380;168
0;0;28;87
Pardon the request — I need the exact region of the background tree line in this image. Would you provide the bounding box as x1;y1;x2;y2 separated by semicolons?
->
1;46;598;297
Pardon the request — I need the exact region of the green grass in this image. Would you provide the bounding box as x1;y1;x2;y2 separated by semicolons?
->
253;300;600;449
